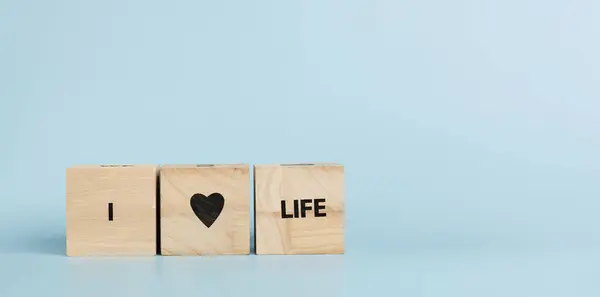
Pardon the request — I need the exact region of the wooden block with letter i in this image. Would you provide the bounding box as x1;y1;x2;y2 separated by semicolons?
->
160;164;251;255
254;163;345;255
66;164;158;256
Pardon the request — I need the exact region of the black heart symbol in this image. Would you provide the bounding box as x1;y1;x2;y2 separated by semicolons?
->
190;193;225;228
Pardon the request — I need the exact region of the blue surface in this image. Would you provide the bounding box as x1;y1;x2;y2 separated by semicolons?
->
1;0;600;296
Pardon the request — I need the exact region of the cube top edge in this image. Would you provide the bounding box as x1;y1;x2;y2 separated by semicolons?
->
161;164;249;168
254;162;343;168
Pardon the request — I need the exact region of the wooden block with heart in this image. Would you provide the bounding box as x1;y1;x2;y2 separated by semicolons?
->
159;164;251;255
254;163;345;255
66;164;158;256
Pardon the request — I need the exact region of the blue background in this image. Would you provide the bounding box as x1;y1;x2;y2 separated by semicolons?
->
1;0;599;296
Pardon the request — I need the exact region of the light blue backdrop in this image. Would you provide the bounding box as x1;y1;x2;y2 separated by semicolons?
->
1;0;599;296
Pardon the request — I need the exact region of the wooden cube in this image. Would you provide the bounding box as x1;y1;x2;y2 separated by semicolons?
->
160;164;250;255
66;164;158;256
254;163;345;255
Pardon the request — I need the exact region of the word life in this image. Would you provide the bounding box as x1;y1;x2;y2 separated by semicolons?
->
281;198;326;219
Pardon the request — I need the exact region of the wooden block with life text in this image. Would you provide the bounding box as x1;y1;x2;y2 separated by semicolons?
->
66;165;158;256
160;164;251;255
254;163;345;255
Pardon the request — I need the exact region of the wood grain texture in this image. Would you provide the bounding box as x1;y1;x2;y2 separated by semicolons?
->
254;163;345;255
160;164;250;255
66;165;158;256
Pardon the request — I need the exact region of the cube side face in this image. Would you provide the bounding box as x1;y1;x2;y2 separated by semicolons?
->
66;166;158;256
255;164;345;255
160;165;251;255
